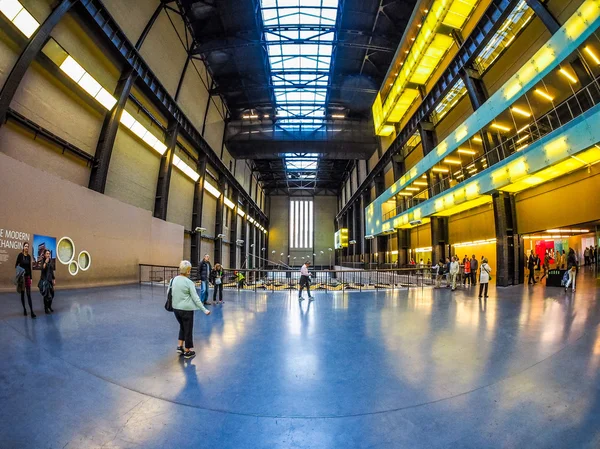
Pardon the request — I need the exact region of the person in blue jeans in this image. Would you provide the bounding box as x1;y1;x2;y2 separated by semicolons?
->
199;254;212;305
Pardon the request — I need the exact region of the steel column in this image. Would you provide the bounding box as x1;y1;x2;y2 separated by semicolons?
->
88;2;163;192
418;121;437;156
153;120;178;220
229;192;239;268
0;0;78;126
492;191;522;286
525;0;560;34
430;217;448;266
191;155;207;267
214;178;225;264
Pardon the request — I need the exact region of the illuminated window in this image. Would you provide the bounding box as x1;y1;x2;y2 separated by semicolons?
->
475;0;534;73
290;199;314;249
432;78;467;124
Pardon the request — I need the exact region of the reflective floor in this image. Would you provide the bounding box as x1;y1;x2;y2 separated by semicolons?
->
1;269;600;448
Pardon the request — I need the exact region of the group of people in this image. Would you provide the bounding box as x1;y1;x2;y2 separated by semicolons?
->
527;247;583;292
584;246;597;266
14;242;55;319
434;254;492;298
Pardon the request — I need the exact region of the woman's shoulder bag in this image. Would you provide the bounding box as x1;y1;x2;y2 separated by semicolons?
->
164;278;174;312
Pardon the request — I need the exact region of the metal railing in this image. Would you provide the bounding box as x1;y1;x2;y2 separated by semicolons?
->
383;74;600;221
139;264;441;292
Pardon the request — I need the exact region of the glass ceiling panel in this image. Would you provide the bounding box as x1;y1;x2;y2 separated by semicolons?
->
260;0;339;133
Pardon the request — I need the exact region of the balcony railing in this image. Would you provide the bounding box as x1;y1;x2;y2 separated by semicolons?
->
383;74;600;221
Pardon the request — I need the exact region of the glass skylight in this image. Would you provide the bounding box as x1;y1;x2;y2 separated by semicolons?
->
260;0;339;131
284;153;319;170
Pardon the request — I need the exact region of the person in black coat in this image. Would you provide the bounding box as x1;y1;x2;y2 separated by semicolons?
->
15;242;36;318
209;263;224;304
199;254;212;305
40;249;55;314
528;253;537;285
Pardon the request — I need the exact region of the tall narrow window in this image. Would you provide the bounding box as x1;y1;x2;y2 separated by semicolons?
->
290;199;313;249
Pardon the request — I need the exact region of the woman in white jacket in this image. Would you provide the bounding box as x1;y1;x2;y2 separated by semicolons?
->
478;258;492;298
449;256;460;291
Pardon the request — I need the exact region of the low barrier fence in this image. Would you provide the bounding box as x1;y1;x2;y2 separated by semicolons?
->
139;264;438;292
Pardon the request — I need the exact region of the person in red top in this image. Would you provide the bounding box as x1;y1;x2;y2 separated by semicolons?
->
463;255;471;287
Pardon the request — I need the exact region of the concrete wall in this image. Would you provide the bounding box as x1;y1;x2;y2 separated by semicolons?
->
0;153;183;292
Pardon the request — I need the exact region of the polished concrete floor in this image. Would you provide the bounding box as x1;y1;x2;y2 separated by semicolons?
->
1;270;600;448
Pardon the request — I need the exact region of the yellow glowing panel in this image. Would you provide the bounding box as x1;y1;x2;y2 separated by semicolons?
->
442;0;477;29
455;125;468;142
465;182;479;199
434;195;492;216
372;92;384;134
436;140;449;156
507;158;528;181
410;34;454;85
378;125;395;136
435;198;444;211
500;158;583;193
503;79;522;101
532;45;555;76
389;89;420;122
544;136;568;159
492;167;509;184
575;146;600;164
414;209;421;220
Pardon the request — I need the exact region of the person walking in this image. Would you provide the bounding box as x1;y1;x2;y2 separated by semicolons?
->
435;260;444;288
199;254;212;306
540;251;550;281
584;247;590;266
565;248;578;292
298;261;313;300
210;263;224;304
478;258;492;298
527;253;537;284
449;256;460;291
444;257;451;288
171;260;211;359
15;242;36;318
40;249;55;314
463;255;471;287
470;255;478;286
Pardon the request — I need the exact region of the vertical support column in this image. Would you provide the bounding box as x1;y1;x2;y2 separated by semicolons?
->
397;229;410;267
358;192;366;264
240;206;247;269
493;191;523;286
214;178;225;264
89;2;164;192
0;0;78;125
374;173;387;267
430;217;448;265
191;155;207;268
153;121;178;220
229;191;239;269
418;121;437;156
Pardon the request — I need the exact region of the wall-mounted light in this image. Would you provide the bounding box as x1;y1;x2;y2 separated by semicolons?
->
216;233;226;239
173;155;200;181
491;123;511;132
204;180;221;198
558;68;578;84
511;106;531;118
534;88;554;102
0;0;39;38
224;197;235;209
194;227;206;233
237;208;246;218
584;46;600;65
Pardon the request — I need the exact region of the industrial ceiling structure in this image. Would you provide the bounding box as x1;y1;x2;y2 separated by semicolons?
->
178;0;419;195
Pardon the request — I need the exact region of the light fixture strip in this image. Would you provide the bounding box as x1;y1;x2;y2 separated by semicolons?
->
204;180;222;198
0;0;40;38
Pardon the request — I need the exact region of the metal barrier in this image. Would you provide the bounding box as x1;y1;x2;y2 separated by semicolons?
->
139;264;438;292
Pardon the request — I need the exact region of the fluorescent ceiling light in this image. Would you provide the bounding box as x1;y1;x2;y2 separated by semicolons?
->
432;167;449;173
584;46;600;65
517;124;530;133
0;0;23;20
405;187;420;191
120;110;135;128
413;181;428;186
443;157;462;165
332;114;345;118
237;208;246;218
511;106;531;118
558;68;577;84
204;180;221;198
534;89;553;101
398;192;413;196
516;135;529;144
458;148;476;155
224;197;235;209
243;114;259;119
491;123;511;132
472;137;482;143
